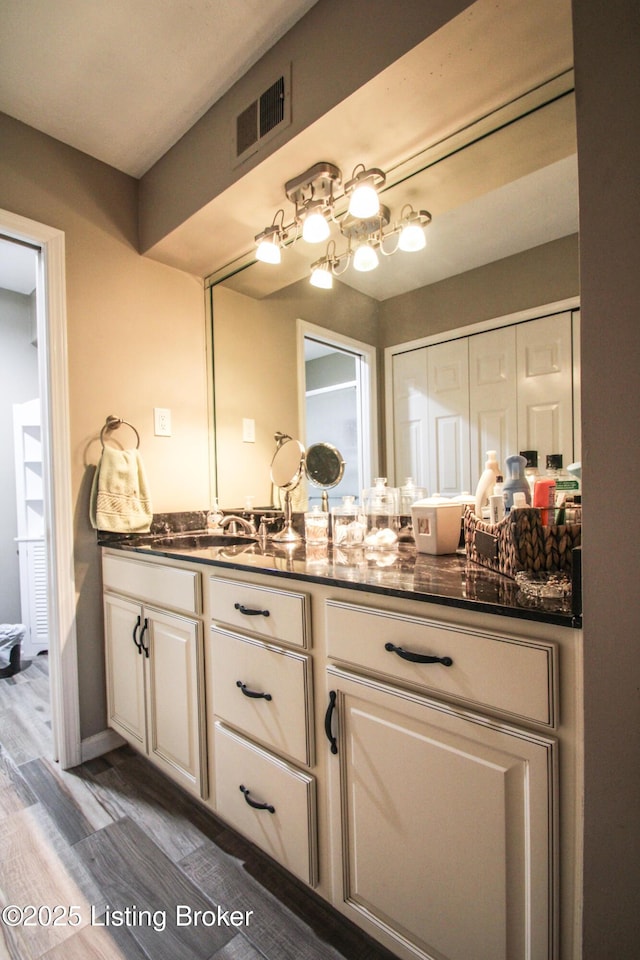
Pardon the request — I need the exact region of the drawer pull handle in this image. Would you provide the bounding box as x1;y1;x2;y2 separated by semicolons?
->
239;784;275;814
236;680;272;701
325;690;338;755
132;615;143;655
139;618;150;659
384;642;453;667
234;602;270;618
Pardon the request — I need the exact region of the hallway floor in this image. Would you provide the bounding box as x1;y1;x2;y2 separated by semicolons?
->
0;656;397;960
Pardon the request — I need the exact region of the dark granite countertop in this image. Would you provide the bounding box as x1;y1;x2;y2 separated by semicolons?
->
99;531;581;629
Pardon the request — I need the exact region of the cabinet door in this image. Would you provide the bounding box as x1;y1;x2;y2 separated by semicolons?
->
104;594;147;750
427;338;470;496
516;312;574;467
327;667;557;960
145;607;205;798
392;349;430;489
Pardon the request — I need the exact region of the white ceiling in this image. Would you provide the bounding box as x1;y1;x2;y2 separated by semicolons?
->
0;0;319;177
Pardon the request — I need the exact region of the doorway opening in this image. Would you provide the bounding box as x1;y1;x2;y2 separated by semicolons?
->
0;210;80;769
0;239;50;674
297;320;378;509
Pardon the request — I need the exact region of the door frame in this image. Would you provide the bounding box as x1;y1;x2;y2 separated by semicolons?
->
296;319;378;491
1;207;81;768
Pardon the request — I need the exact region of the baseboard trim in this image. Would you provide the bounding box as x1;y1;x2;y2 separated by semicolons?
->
81;728;126;763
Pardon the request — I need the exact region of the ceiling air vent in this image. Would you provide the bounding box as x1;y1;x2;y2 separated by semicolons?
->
234;67;290;165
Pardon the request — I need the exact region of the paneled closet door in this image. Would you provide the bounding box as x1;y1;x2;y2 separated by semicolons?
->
427;338;470;496
391;349;430;490
469;325;518;483
516;312;574;467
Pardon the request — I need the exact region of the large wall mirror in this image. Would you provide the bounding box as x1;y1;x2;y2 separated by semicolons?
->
209;0;579;509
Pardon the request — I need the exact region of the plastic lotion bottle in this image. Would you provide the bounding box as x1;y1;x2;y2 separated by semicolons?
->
474;450;500;517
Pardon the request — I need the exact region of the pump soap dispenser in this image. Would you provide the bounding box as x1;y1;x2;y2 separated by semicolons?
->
503;455;532;510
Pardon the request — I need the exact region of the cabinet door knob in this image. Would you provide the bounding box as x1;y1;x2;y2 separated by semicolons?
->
239;784;275;814
234;602;270;618
236;680;272;701
325;690;338;754
132;615;143;655
384;642;453;666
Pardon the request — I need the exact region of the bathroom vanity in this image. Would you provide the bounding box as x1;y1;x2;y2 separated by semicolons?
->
100;535;582;960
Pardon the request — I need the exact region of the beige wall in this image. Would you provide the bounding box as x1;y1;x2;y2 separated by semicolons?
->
377;234;580;348
0;114;209;738
213;277;378;506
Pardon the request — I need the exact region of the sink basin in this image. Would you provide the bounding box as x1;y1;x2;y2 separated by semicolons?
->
148;533;255;549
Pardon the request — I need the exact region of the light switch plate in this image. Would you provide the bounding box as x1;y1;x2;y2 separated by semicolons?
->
242;418;255;443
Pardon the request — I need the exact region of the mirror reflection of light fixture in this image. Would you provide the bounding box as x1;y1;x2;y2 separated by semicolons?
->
254;160;432;289
353;241;379;272
397;204;432;252
255;209;287;263
344;164;386;218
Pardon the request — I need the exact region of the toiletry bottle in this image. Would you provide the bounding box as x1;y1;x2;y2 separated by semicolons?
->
546;454;579;522
520;450;540;499
533;477;556;525
474;450;500;518
503;454;532;511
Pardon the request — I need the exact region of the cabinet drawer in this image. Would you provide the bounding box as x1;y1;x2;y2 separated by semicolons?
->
103;554;200;614
209;627;313;765
213;722;317;887
326;600;556;726
209;575;309;648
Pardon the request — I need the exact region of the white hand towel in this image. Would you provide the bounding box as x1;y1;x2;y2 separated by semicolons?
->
90;447;152;532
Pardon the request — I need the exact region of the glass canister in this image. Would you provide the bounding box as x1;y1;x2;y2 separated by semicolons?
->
363;477;399;549
331;496;366;547
304;505;329;543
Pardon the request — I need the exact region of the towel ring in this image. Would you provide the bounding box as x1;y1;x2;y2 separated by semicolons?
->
100;415;140;449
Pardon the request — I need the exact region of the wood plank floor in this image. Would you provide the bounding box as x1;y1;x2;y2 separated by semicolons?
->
0;656;398;960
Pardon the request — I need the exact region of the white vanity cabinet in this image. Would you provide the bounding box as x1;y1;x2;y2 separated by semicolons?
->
102;553;206;798
207;573;318;886
323;599;560;960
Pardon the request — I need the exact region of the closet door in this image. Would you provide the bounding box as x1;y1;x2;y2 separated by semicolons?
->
391;349;430;489
427;338;470;496
516;313;574;467
469;325;518;483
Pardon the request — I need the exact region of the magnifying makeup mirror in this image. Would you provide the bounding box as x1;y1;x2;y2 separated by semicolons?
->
305;442;345;510
270;437;305;541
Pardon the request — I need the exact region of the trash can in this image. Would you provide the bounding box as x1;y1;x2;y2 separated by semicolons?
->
0;624;26;678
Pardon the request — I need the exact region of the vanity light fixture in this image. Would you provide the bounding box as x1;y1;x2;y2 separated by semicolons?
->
255;209;287;264
253;160;432;289
344;164;386;219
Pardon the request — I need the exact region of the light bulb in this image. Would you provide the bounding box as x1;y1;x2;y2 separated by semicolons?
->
310;265;333;289
302;211;330;243
398;222;426;252
256;237;281;264
353;242;379;272
348;181;380;219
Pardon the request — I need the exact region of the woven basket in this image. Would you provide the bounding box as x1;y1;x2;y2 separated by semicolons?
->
463;506;581;579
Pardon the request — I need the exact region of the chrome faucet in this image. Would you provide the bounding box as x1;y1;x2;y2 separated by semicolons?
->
219;514;257;536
